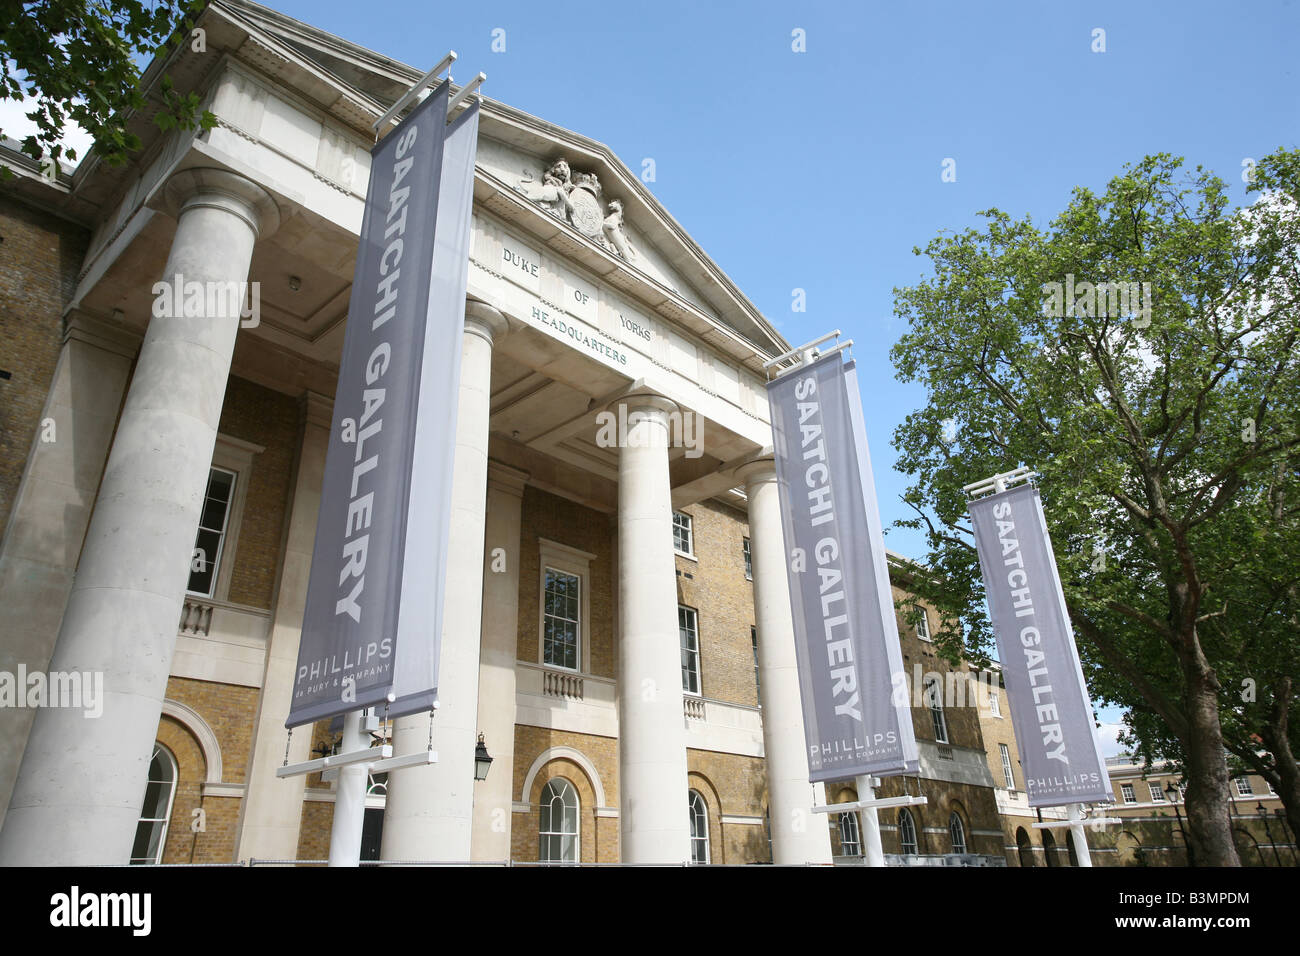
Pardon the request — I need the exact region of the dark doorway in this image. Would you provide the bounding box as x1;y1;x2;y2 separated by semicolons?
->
361;807;384;861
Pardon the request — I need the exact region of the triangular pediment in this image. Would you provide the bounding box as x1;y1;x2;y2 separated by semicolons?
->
218;0;789;368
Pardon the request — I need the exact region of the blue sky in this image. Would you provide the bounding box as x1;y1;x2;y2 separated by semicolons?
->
265;0;1298;562
257;0;1300;754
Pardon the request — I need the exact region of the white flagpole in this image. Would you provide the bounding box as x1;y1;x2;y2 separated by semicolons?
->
328;709;370;867
1068;803;1093;867
855;774;885;866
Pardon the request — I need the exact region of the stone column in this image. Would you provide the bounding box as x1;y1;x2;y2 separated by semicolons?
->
0;168;279;865
736;452;833;865
234;392;331;862
0;314;138;832
381;301;506;862
613;390;691;864
470;462;528;862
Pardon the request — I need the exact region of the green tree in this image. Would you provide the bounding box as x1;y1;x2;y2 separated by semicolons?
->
890;150;1300;867
1123;443;1300;851
1;0;214;174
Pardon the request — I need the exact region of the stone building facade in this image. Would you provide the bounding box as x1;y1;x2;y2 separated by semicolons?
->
0;0;1016;867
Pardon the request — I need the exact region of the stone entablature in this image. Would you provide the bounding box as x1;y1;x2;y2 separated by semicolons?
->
469;211;772;442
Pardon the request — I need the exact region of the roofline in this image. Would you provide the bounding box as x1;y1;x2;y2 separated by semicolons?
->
216;0;790;359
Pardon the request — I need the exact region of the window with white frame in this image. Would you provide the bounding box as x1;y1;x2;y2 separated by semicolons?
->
750;626;761;705
185;436;260;602
539;778;579;863
924;676;949;743
542;567;580;670
1121;783;1136;804
187;467;237;597
672;511;694;556
679;606;701;695
1235;776;1254;796
838;811;862;857
914;606;931;641
999;743;1016;789
688;790;710;863
537;539;594;673
131;743;177;864
743;536;752;579
988;687;1002;717
898;808;918;855
1149;783;1165;802
949;812;967;854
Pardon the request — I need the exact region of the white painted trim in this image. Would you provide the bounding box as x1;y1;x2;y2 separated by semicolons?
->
512;802;531;814
538;539;594;674
189;434;262;603
137;743;179;865
536;537;597;564
671;510;697;559
594;807;619;818
201;783;245;798
161;698;224;784
721;814;764;826
296;789;386;808
519;745;608;808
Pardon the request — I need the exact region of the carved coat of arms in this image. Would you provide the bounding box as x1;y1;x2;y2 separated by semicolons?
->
515;158;637;262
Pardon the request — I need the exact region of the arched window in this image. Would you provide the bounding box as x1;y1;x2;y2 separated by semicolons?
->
1016;827;1035;867
1043;829;1058;866
898;808;918;855
539;778;579;863
1066;831;1078;867
838;812;862;857
688;790;710;863
131;743;177;865
949;811;967;854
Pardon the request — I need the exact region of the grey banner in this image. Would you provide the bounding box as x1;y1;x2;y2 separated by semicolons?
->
287;82;453;727
767;352;919;782
388;99;481;718
968;483;1113;806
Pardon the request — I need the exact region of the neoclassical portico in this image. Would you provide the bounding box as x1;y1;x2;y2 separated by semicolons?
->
0;167;281;865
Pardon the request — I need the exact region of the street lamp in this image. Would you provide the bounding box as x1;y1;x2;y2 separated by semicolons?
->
473;733;493;782
1257;802;1283;867
1166;782;1194;867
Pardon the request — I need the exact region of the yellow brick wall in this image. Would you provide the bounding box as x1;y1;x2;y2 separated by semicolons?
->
674;500;759;708
154;715;243;864
163;676;259;785
516;486;615;677
512;724;619;863
150;677;261;863
0;194;90;538
216;376;299;609
688;749;770;864
297;799;334;863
